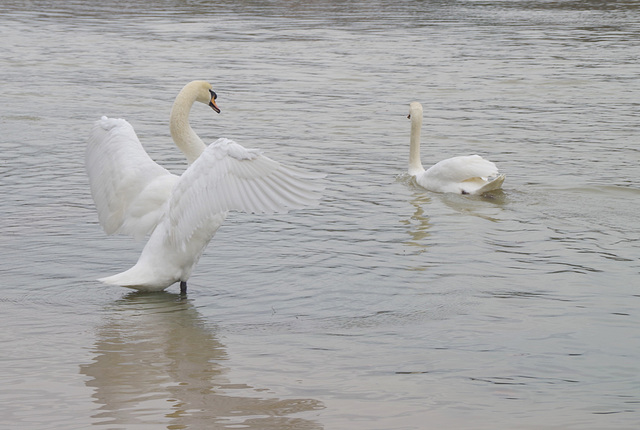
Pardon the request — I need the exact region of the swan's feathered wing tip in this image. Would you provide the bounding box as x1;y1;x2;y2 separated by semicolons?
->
93;115;130;131
209;137;327;209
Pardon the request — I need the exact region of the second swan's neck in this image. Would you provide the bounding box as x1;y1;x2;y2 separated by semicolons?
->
409;113;424;175
169;85;207;164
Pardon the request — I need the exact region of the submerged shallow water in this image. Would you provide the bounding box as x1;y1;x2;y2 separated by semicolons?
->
1;1;639;429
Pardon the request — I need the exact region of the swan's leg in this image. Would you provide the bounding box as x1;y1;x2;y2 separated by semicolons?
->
180;281;187;295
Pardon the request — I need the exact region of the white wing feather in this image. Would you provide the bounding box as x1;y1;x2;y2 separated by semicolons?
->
417;154;503;194
167;138;323;248
86;117;178;239
425;155;499;183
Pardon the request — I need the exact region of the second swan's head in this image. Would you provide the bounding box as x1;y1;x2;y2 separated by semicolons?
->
185;80;220;113
407;101;423;120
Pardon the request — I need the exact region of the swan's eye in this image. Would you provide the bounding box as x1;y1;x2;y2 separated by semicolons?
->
209;89;217;100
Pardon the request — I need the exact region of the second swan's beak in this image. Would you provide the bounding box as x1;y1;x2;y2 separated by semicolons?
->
208;89;220;113
407;114;411;119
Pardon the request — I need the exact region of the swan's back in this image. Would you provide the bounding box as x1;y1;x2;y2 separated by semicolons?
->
418;154;503;194
425;155;498;182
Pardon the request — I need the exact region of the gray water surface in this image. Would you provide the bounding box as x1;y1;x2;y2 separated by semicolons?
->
1;1;639;429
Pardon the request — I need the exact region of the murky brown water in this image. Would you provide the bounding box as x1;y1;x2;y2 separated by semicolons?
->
1;1;639;428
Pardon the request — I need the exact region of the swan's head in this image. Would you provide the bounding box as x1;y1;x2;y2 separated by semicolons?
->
407;101;423;120
189;80;220;113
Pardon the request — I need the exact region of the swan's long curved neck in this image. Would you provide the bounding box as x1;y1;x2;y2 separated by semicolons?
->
409;114;425;175
169;86;207;164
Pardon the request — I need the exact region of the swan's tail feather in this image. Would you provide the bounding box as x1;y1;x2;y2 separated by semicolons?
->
477;174;506;195
98;265;177;292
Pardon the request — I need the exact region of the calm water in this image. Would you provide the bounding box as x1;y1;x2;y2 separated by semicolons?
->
1;1;639;428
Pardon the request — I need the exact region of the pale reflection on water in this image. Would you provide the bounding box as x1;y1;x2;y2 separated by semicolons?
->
80;293;323;429
401;192;433;248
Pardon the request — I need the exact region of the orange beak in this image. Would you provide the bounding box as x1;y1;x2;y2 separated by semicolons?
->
209;97;220;113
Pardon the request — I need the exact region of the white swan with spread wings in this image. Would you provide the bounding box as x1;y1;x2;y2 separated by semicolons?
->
407;101;505;195
86;81;323;293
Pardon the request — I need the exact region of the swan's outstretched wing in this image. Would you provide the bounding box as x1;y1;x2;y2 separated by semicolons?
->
167;138;324;246
425;155;499;183
86;116;178;239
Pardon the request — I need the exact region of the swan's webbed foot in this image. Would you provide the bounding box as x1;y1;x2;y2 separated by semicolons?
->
180;281;187;295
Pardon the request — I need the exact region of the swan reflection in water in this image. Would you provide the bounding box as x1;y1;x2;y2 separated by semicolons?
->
80;292;323;429
398;186;507;259
400;192;433;249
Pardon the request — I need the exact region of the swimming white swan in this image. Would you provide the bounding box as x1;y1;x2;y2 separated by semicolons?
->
86;80;323;293
407;101;505;195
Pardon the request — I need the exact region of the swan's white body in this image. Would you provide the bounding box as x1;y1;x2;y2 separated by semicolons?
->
407;101;505;195
86;81;322;292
